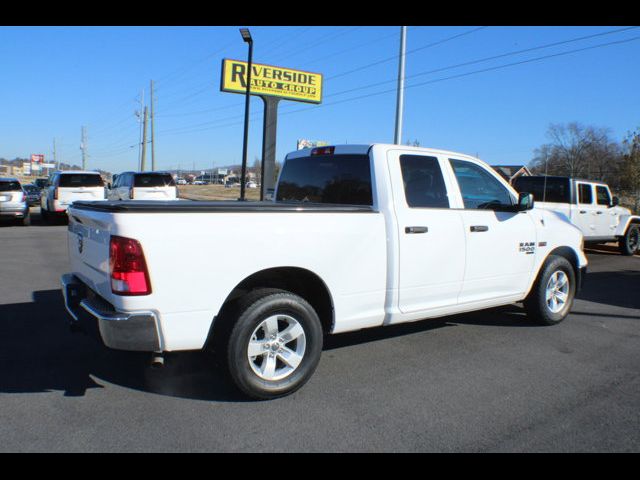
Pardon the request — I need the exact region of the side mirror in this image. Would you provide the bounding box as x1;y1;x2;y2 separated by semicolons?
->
610;196;619;207
517;192;535;211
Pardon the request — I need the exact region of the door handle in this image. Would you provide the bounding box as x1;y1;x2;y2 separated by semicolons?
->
405;226;428;234
596;211;603;215
579;210;587;214
470;225;489;232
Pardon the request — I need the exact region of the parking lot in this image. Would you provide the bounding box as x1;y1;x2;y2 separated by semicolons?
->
0;208;639;452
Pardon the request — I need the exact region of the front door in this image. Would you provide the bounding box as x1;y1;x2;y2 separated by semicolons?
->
447;158;537;303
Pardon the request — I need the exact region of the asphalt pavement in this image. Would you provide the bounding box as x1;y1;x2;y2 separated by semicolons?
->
1;209;639;452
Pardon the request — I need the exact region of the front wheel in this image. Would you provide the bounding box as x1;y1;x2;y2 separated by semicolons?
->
524;255;576;325
619;224;639;256
220;288;323;400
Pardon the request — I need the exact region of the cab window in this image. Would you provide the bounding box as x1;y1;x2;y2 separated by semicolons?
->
578;184;593;204
400;155;449;208
449;159;513;210
595;185;611;206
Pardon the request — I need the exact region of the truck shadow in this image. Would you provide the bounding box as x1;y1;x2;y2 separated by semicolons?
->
1;266;637;402
0;290;246;402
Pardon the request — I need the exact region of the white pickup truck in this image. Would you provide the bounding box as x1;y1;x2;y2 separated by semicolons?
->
61;144;587;399
513;176;640;256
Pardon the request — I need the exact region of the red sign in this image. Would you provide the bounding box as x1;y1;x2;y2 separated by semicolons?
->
31;154;44;163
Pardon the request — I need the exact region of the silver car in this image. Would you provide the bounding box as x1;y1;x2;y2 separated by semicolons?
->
0;177;30;226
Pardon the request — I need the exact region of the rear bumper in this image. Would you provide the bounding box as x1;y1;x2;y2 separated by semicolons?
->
61;273;162;352
0;204;28;217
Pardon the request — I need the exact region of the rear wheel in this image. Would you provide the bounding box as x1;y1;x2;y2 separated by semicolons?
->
218;288;323;400
619;224;639;256
524;255;576;325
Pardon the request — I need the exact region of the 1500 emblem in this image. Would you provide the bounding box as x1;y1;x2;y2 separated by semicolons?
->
519;242;535;254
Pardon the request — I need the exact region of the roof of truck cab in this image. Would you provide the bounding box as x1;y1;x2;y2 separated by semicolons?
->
56;170;102;175
285;144;480;160
0;177;20;182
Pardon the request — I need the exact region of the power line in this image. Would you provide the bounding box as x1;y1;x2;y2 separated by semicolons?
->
156;33;640;138
319;25;640;101
325;26;488;81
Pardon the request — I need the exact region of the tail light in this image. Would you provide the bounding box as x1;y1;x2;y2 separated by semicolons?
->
129;188;134;199
54;188;59;200
16;191;24;202
109;236;151;295
175;186;179;198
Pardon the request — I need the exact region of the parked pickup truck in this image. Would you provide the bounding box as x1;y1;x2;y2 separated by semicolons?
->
513;176;640;256
61;144;587;399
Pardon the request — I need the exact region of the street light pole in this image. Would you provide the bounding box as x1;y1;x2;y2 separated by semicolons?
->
239;28;253;201
394;26;407;145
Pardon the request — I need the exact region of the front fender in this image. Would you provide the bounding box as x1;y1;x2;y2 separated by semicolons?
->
614;215;640;237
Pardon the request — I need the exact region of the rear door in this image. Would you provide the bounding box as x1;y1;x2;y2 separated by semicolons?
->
388;151;466;313
447;158;537;303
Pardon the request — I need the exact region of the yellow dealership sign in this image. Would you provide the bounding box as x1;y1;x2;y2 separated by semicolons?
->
220;59;323;104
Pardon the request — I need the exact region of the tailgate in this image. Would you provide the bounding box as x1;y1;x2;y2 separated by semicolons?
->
59;186;105;205
133;186;176;200
0;190;24;203
67;207;113;301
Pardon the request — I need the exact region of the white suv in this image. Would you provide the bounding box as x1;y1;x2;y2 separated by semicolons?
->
0;177;30;225
108;171;178;201
41;171;106;222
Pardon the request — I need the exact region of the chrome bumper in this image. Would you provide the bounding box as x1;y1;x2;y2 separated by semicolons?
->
61;273;162;352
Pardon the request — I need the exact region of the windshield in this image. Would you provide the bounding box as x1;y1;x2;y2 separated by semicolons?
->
58;174;104;187
0;181;22;192
276;154;372;205
134;173;176;187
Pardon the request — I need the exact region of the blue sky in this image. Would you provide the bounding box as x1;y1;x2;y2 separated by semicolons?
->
1;25;639;173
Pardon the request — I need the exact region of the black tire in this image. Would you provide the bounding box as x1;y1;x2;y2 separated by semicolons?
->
524;255;576;326
619;224;639;256
41;207;50;224
218;288;323;400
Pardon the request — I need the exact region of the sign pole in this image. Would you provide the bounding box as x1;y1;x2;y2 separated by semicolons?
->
260;96;280;201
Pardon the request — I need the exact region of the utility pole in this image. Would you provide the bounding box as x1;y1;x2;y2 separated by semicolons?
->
80;126;88;170
394;26;407;145
53;138;58;170
150;80;156;171
137;89;145;170
140;106;148;172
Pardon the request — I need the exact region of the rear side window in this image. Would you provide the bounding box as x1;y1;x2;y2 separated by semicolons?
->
276;154;372;205
58;174;104;187
513;176;571;203
399;155;449;208
0;181;22;192
595;185;611;206
134;173;176;187
450;159;513;209
578;184;593;204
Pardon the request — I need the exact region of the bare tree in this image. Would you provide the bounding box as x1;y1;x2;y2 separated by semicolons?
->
530;122;622;183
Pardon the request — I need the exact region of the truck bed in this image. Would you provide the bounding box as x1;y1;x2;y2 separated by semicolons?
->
70;200;376;214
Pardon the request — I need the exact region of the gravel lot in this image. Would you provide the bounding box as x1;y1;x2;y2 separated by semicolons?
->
1;209;639;452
